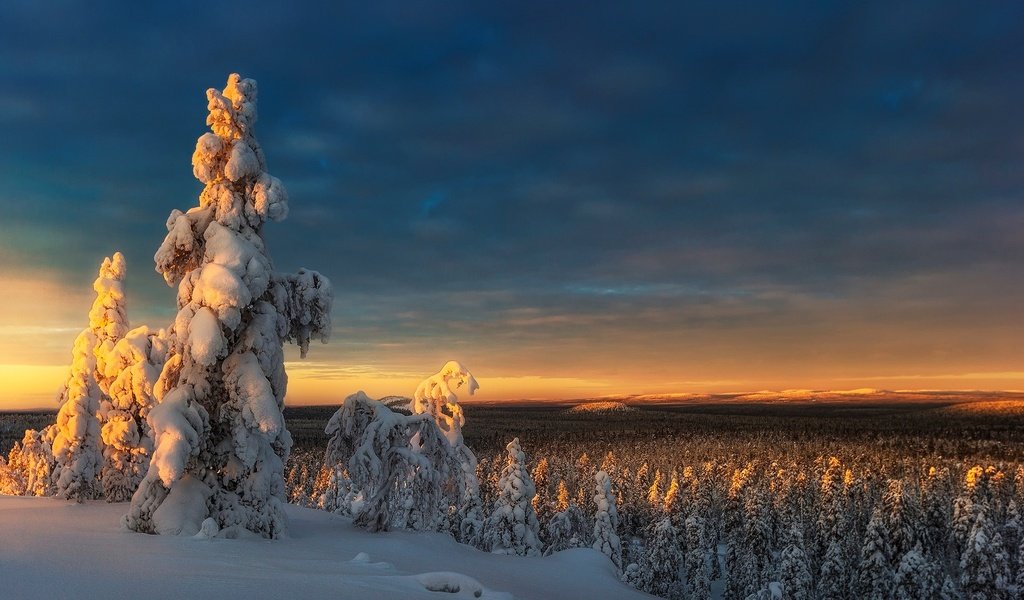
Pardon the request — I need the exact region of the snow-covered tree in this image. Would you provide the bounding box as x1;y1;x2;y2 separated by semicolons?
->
322;391;458;533
893;546;940;600
412;360;478;447
881;478;924;564
740;485;774;598
0;445;26;495
99;327;168;501
952;465;986;552
531;457;553;538
592;470;622;571
544;504;591;555
411;361;481;541
684;514;712;600
53;253;129;501
816;538;850;600
857;508;894;600
960;508;1011;600
125;74;332;538
90;252;131;392
778;526;812;600
483;438;541;556
635;516;685;599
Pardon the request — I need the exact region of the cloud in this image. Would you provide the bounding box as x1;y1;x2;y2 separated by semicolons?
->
0;1;1021;406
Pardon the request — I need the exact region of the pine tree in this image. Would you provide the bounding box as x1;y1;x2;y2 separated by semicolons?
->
684;514;712;600
636;516;685;599
952;466;986;553
411;362;481;540
741;485;774;598
555;479;571;512
321;391;462;533
125;74;332;538
778;526;812;600
1015;534;1024;600
960;508;1011;600
99;326;168;501
1001;499;1021;565
648;469;663;508
816;538;850;600
893;546;940;600
544;505;591;555
483;438;541;556
939;575;959;600
531;457;551;519
857;508;894;600
0;444;26;495
592;470;622;571
921;466;951;557
53;253;128;501
664;470;681;516
881;478;924;564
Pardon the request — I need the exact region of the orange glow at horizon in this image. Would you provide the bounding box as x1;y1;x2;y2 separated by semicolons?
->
1;268;1022;410
2;359;1023;411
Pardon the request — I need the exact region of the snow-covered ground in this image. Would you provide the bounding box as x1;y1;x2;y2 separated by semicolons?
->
0;496;649;600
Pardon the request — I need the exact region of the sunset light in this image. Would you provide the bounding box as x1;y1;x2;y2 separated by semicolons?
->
1;3;1021;599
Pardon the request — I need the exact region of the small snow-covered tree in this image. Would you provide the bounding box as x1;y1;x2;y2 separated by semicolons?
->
960;509;1011;600
816;538;850;600
90;252;131;392
53;253;128;501
741;485;774;599
411;361;482;541
593;470;623;572
778;526;812;600
857;508;894;600
635;516;685;600
322;391;456;533
893;546;940;600
0;445;26;495
125;74;332;538
99;327;168;501
684;514;712;600
483;438;541;556
881;479;923;564
544;504;591;555
412;360;478;447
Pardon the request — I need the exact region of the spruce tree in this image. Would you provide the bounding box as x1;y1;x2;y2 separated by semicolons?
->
99;326;168;501
778;526;812;600
483;438;541;556
816;538;850;600
857;508;894;600
125;74;332;538
637;516;685;600
592;470;622;572
53;253;129;501
960;509;1011;600
893;546;940;600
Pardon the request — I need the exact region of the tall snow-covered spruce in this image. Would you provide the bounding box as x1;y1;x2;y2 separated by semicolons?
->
52;252;129;501
125;74;332;538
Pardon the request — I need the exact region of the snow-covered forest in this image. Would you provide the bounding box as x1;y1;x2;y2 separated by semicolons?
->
1;72;1022;600
275;400;1024;600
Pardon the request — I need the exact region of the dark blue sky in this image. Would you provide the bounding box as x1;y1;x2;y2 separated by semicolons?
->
1;0;1022;403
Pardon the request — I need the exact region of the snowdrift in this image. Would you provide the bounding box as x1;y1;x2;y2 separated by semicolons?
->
0;496;648;600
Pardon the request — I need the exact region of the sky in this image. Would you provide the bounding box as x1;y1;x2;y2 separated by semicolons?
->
0;1;1022;408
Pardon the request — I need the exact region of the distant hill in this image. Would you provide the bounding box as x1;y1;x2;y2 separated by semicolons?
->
567;401;635;414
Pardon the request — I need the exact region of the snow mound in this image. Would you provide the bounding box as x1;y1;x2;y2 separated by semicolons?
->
408;572;499;598
567;401;634;414
0;497;647;599
151;474;211;536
